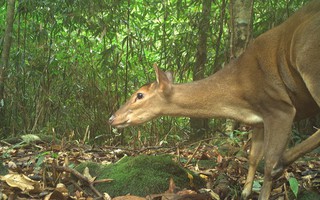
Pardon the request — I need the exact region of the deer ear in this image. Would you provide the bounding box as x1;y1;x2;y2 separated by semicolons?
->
165;71;174;84
153;63;173;84
153;63;161;84
153;63;173;95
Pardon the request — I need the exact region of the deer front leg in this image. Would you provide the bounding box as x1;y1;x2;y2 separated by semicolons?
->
242;126;264;199
259;110;295;200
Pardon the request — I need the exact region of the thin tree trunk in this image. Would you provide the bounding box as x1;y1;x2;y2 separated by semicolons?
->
225;0;254;133
230;0;254;58
212;0;227;74
0;0;16;135
189;0;211;140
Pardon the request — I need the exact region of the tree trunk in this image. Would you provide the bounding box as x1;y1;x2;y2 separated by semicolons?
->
225;0;253;133
189;0;211;140
0;0;16;134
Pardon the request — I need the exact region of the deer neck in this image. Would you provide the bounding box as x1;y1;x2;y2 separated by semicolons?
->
162;67;263;124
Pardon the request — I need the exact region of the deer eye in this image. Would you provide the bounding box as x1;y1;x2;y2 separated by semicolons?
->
136;93;144;100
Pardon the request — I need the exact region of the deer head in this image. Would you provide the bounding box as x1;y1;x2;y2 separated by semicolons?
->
109;64;173;128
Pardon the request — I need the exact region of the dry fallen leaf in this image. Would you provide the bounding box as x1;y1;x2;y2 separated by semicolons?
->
7;161;17;170
83;167;96;182
0;173;40;192
55;183;69;197
104;192;112;200
112;195;146;200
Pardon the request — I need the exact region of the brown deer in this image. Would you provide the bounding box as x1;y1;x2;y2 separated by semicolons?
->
109;1;320;199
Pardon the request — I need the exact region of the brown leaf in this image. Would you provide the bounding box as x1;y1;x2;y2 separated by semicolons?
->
83;167;96;182
112;195;146;200
166;177;176;193
0;173;40;192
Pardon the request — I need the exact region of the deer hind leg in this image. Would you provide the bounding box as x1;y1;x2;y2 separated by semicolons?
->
280;129;320;173
241;126;264;199
259;109;295;200
273;128;320;179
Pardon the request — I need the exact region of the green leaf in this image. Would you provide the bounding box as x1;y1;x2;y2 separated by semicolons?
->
289;177;299;197
252;180;262;191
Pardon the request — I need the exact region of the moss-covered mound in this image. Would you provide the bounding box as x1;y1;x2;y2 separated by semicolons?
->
75;154;205;197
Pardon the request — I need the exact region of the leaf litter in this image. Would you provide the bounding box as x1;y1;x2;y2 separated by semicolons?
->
0;134;319;200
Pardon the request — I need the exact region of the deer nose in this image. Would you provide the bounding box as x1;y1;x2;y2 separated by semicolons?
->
109;115;115;124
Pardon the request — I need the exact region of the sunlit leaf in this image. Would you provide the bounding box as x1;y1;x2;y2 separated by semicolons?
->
289;177;299;197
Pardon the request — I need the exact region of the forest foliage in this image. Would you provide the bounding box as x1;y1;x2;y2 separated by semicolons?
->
0;0;311;145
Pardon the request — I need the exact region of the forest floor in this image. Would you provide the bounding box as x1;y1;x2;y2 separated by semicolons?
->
0;134;319;200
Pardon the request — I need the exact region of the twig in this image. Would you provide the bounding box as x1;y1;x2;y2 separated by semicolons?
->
93;178;113;184
0;140;12;146
69;179;87;194
184;141;202;167
284;182;289;200
54;165;103;199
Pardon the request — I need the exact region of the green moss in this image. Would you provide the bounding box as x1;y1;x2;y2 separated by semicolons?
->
0;162;8;175
75;155;205;197
298;190;320;200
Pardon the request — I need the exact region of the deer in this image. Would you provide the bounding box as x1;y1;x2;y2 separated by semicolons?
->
109;1;320;199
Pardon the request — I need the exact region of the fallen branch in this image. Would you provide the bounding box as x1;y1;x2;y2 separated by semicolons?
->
53;165;104;199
